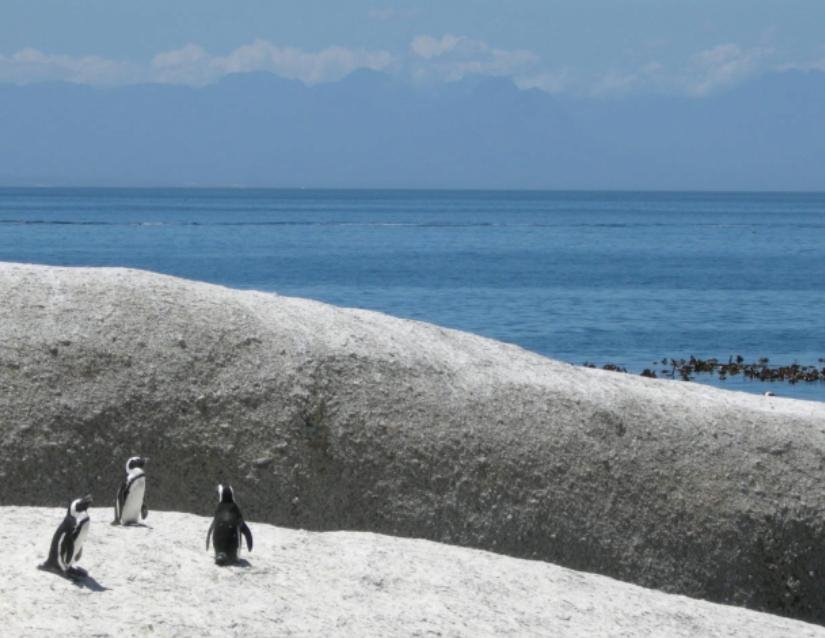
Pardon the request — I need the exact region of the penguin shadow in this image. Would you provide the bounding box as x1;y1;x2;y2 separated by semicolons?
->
232;558;252;568
37;564;109;592
70;573;108;592
110;521;153;529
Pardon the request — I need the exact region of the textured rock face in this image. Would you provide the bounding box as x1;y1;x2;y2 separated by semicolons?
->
2;263;825;623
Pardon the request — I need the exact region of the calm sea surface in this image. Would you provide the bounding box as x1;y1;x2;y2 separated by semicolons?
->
1;188;824;402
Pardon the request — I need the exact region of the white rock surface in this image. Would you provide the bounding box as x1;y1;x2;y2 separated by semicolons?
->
2;263;825;624
2;507;823;638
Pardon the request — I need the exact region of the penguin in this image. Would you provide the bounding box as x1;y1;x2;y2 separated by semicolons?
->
38;494;93;579
205;484;253;566
113;456;149;525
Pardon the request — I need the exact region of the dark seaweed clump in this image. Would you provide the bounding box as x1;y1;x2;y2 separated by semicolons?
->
583;356;825;384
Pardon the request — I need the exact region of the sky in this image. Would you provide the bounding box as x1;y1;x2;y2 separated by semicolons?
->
1;0;824;96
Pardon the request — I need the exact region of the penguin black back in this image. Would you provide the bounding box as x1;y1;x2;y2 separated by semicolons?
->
205;484;253;566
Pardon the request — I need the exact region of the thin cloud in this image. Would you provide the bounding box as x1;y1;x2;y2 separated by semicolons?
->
686;43;772;96
410;35;462;59
585;46;774;98
0;47;138;85
0;41;395;87
153;40;395;86
589;62;666;97
409;34;539;82
151;44;212;84
0;38;800;98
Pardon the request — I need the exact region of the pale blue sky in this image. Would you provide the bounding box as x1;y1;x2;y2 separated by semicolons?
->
1;1;823;95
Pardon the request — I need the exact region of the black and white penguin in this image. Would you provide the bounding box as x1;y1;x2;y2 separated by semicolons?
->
113;456;149;525
38;494;93;579
205;484;253;566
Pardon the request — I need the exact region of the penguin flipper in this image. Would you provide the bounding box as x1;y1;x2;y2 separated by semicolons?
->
141;503;148;520
75;548;82;561
241;522;253;552
205;520;215;551
114;482;126;524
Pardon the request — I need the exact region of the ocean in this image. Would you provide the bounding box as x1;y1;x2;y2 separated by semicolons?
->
1;188;823;402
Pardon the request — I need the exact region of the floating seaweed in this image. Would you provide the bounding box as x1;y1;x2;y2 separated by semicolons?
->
583;362;628;373
584;355;825;385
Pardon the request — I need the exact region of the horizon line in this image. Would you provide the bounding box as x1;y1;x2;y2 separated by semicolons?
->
1;185;824;195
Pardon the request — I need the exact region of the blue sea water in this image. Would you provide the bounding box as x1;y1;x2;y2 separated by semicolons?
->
1;188;824;402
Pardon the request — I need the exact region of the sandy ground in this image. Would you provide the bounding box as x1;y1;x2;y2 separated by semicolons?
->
1;507;823;638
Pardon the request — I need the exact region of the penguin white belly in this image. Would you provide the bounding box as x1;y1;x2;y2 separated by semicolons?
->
71;521;89;565
121;476;146;523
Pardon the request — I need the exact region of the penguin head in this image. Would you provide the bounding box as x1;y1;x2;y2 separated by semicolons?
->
218;484;235;503
69;494;93;516
126;456;148;472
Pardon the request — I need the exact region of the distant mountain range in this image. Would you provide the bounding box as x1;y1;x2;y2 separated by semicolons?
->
1;69;823;190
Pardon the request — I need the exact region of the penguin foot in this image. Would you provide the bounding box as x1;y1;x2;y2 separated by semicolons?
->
37;561;62;574
214;553;248;567
110;519;121;526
